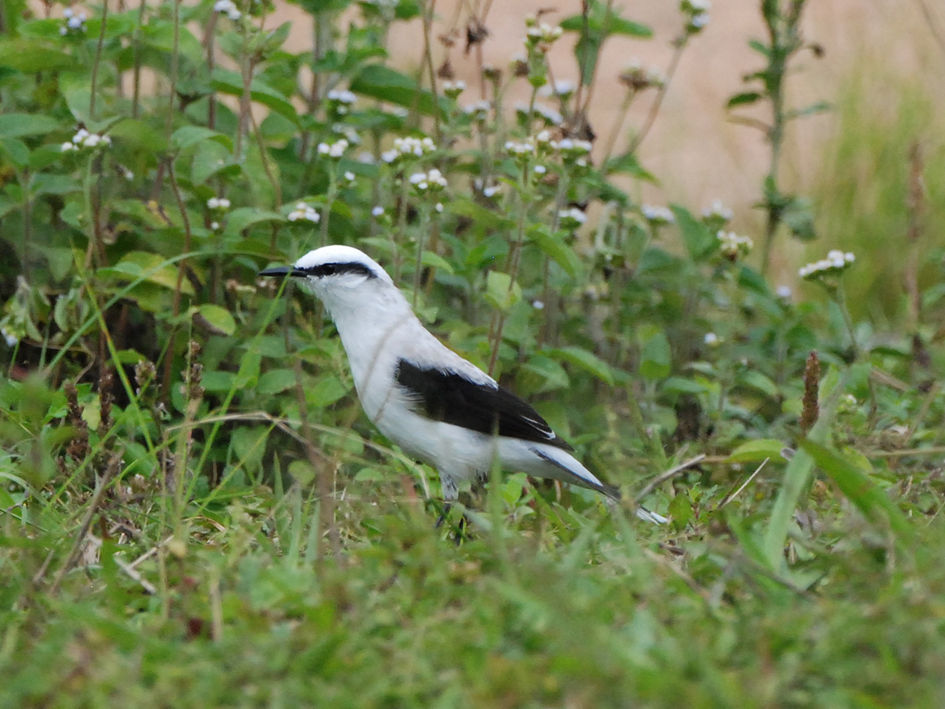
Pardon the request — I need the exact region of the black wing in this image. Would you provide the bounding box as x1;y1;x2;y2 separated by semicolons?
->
395;359;572;451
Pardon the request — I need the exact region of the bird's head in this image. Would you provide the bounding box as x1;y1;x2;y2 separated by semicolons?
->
260;245;400;317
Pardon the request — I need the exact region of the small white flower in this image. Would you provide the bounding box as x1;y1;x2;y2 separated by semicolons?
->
287;202;320;223
540;79;576;98
327;89;356;105
483;185;501;198
702;199;733;222
532;300;545;310
371;206;385;217
435;202;443;213
442;80;466;98
716;230;753;259
798;249;855;280
63;7;74;18
61;141;76;152
210;221;221;231
533;164;547;175
776;285;792;299
505;139;536;158
318;138;349;159
1;327;17;348
704;332;721;347
558;207;587;230
642;204;675;225
462;100;491;121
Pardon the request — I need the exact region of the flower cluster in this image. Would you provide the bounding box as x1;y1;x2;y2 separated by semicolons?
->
553;137;592;162
558;207;588;231
442;80;466;98
317;138;349;159
524;17;563;49
207;197;231;211
504;138;536;159
798;250;855;280
213;0;242;21
408;168;447;194
381;136;436;163
61;128;111;152
681;0;711;34
702;198;733;226
642;204;675;226
540;79;576;99
288;202;320;224
716;230;753;260
704;332;722;347
326;89;356;115
474;179;501;199
462;100;491;122
619;61;665;92
60;8;88;35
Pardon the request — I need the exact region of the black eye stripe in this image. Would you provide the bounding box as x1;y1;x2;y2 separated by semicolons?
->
298;262;377;279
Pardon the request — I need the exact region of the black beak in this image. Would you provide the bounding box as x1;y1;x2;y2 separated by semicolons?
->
259;266;305;278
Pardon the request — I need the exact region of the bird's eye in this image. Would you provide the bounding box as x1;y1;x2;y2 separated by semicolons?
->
321;264;336;276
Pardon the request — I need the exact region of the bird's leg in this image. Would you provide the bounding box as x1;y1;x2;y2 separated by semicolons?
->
434;502;452;529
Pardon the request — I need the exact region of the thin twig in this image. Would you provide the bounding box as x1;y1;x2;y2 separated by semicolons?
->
717;458;768;509
635;454;705;502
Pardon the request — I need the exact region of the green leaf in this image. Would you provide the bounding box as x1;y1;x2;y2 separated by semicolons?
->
309;374;348;407
0;138;29;167
670;204;716;260
420;250;454;275
485;271;521;312
639;331;671;381
235;351;262;389
211;69;300;126
602;152;657;181
171;126;234;152
0;40;73;72
193;304;236;336
528;225;581;277
727;91;763;108
726;439;788;463
544;346;614;386
223;207;286;236
257;369;297;395
349;64;446;118
521;354;570;392
800;440;912;539
101;252;194;294
0;113;61;138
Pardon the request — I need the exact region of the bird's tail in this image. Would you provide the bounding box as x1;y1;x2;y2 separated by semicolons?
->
531;446;668;524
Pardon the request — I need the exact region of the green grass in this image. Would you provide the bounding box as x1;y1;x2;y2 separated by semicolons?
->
2;0;945;705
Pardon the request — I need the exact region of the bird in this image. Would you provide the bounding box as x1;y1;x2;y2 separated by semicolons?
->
260;244;666;524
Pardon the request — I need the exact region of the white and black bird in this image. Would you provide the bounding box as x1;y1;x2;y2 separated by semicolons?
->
260;245;665;523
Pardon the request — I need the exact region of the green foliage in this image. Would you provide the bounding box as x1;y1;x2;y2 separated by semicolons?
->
1;0;944;704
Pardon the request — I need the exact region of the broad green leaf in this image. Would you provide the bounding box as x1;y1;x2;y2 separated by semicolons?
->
235;351;262;389
309;374;348;407
257;369;297;395
0;113;61;138
529;224;581;278
485;271;521;312
544;346;614;386
194;304;236;336
800;440;912;539
212;69;300;126
350;64;446;117
670;204;716;260
102;252;195;295
420;250;454;274
171;126;234;152
727;439;788;463
639;331;671;381
0;138;29;167
223;207;286;237
0;40;73;72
